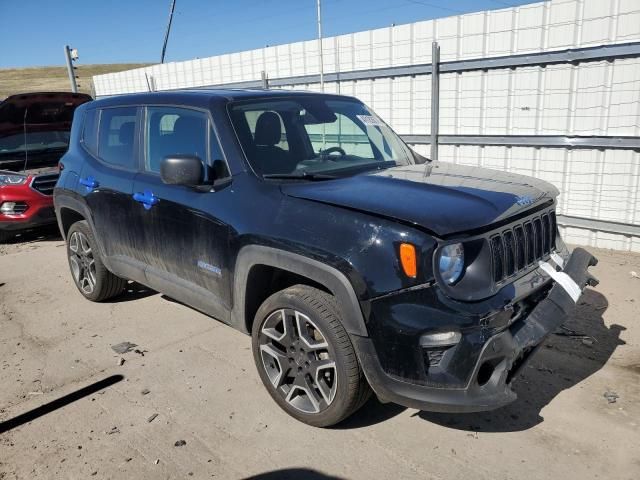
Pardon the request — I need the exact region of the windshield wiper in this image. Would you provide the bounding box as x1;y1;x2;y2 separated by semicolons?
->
263;172;337;181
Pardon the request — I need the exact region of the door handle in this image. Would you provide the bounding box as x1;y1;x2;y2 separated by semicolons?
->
133;190;159;210
79;176;99;191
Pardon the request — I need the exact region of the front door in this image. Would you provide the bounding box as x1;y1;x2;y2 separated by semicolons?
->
132;106;232;320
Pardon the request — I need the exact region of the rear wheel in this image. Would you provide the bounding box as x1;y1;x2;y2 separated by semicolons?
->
252;285;371;427
66;220;126;301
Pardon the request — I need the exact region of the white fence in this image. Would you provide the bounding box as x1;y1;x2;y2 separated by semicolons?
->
93;0;640;252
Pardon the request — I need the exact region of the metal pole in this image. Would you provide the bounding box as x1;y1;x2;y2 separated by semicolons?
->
64;45;78;93
261;70;269;89
161;0;176;64
317;0;324;91
430;41;440;162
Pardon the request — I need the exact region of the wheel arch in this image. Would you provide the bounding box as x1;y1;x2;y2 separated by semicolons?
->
54;194;108;261
231;245;369;338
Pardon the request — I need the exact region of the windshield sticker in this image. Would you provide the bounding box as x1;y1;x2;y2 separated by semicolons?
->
356;115;384;127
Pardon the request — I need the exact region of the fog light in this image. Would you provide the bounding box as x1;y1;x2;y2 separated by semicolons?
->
0;202;17;214
419;330;461;348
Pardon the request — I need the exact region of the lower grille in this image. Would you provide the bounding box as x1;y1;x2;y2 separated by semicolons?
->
31;173;59;196
1;201;28;214
490;210;557;284
423;347;448;367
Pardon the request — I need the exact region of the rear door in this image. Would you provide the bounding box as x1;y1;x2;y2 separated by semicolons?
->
131;105;232;319
79;105;146;280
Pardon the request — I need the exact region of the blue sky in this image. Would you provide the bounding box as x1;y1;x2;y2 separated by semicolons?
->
0;0;535;68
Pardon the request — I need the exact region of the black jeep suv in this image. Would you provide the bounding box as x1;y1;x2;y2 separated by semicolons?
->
54;89;597;427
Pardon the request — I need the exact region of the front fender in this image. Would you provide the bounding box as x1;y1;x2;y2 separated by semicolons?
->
230;245;369;337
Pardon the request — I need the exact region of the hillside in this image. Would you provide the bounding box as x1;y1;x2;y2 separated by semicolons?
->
0;63;149;99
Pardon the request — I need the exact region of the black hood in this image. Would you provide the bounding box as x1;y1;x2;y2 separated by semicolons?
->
281;162;559;237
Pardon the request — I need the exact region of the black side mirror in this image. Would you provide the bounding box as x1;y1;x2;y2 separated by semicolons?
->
160;155;204;186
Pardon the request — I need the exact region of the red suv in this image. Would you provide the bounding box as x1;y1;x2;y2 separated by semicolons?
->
0;92;91;242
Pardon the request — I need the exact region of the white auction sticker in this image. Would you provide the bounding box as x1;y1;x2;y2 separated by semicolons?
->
538;261;582;303
356;115;384;126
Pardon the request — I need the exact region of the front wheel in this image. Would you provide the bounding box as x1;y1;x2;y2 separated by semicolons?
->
252;285;371;427
66;220;126;302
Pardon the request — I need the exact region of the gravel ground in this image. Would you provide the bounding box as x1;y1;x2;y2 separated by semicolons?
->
1;229;639;479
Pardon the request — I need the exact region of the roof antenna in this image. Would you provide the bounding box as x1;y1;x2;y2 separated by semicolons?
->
22;106;29;173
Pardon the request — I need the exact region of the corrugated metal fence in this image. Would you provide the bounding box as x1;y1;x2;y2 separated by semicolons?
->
93;0;640;252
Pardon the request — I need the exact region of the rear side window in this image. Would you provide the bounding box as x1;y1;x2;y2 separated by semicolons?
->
97;107;137;168
81;109;99;155
145;106;208;174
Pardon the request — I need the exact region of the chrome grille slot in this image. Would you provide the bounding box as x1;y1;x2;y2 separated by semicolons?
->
490;210;557;284
514;225;526;271
31;173;59;196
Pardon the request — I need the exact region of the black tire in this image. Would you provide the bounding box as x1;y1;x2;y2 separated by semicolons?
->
252;284;371;427
66;220;126;302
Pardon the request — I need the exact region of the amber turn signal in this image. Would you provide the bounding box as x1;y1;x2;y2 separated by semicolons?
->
399;243;417;278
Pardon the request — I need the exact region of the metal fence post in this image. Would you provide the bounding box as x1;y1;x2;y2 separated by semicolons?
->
64;45;78;93
430;41;440;162
261;70;269;89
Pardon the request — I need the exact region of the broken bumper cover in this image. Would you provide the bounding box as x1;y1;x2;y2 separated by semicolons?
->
355;247;599;413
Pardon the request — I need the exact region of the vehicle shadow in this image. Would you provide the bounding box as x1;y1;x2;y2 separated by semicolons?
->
3;224;62;244
334;396;407;429
105;281;157;303
418;289;624;432
244;468;344;479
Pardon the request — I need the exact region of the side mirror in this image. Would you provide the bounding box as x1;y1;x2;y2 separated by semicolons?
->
160;155;204;186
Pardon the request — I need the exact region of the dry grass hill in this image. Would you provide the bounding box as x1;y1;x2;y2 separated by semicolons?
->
0;63;149;100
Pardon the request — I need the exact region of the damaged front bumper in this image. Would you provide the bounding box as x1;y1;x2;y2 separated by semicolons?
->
354;247;599;413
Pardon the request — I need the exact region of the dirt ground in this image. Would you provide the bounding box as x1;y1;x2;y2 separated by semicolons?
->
0;228;639;480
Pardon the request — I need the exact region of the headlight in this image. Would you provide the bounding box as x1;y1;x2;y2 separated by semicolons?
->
0;173;27;185
439;243;464;285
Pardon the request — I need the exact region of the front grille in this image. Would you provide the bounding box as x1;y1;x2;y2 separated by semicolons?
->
490;210;557;284
31;173;59;196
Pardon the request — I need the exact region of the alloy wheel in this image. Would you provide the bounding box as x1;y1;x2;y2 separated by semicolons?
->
259;308;338;414
68;231;97;295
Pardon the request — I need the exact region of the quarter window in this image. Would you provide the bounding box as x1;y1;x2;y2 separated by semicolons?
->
97;107;137;168
82;108;99;156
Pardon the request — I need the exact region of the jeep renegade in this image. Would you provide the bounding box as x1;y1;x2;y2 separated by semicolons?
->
54;89;598;427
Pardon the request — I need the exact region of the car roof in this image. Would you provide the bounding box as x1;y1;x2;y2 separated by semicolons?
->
89;88;358;108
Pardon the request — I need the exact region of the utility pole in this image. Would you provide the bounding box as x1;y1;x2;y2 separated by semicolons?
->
430;41;440;162
161;0;177;64
317;0;324;91
64;45;79;93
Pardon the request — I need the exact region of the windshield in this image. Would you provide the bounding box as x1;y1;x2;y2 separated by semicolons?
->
229;96;415;178
0;94;91;157
0;131;70;155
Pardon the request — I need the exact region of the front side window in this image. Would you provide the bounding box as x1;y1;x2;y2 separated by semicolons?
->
97;106;137;168
145;106;208;174
229;97;414;177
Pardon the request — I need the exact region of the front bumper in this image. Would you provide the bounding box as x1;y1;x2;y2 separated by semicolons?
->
0;183;56;233
355;247;598;413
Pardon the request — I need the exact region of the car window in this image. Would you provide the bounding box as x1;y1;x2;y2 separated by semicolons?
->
145;107;208;174
97;107;137;168
304;113;374;158
244;110;289;151
210;126;230;180
82;109;99;156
